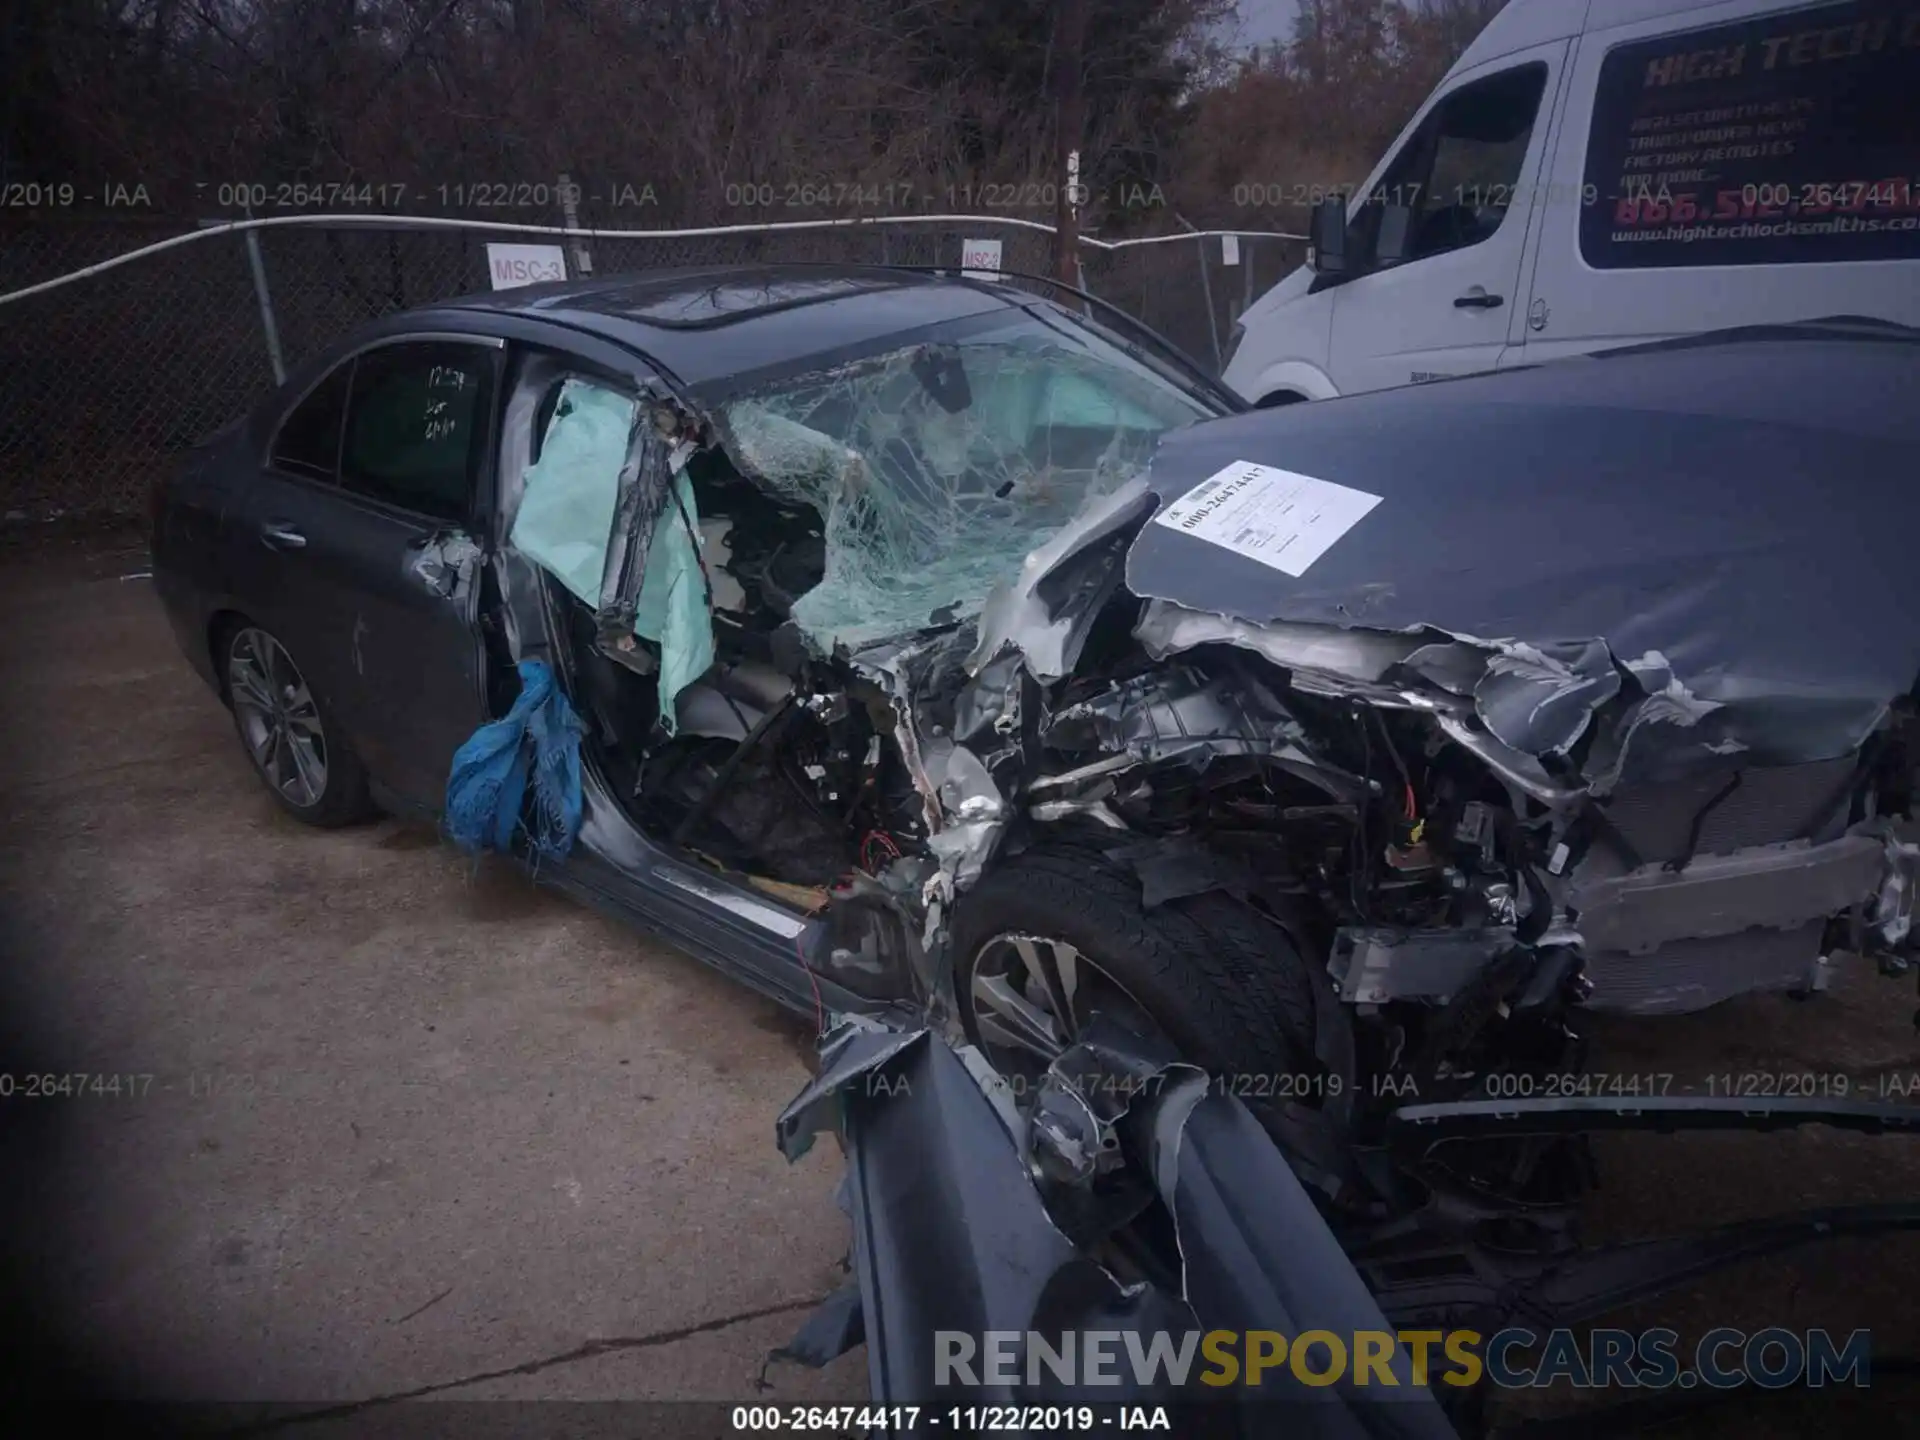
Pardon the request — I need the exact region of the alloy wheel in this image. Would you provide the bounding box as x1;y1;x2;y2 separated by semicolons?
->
967;932;1166;1074
228;628;329;809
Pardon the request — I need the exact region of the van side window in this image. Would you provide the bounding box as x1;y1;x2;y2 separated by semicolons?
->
1582;0;1920;270
1356;63;1548;267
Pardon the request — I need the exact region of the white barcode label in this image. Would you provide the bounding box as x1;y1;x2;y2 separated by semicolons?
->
1154;460;1381;577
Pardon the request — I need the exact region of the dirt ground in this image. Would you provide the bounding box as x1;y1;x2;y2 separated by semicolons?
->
0;530;1916;1436
0;531;866;1419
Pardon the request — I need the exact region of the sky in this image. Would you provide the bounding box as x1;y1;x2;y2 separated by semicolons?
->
1229;0;1303;50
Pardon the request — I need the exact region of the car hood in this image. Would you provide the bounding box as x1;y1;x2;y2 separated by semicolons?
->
980;331;1920;789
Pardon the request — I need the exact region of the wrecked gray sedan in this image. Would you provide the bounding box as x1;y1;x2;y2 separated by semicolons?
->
158;281;1919;1134
161;288;1920;1113
156;278;1920;1428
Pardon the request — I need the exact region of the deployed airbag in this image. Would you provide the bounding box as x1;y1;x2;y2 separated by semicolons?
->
509;379;634;606
509;378;714;733
632;465;715;734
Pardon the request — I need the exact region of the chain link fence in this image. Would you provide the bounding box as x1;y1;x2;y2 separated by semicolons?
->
0;216;1301;525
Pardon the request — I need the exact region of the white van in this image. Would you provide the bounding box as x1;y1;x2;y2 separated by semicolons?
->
1221;0;1920;405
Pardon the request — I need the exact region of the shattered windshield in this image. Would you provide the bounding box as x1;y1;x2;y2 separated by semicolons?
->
715;309;1215;649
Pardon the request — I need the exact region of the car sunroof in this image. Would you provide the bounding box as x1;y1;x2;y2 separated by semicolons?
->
612;275;915;330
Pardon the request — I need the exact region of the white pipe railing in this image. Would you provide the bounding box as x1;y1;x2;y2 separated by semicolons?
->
0;211;1304;310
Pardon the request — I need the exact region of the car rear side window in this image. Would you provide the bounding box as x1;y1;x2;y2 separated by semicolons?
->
339;342;494;522
269;363;351;479
1582;0;1920;269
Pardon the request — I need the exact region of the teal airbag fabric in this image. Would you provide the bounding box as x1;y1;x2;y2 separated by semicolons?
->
632;466;713;734
510;380;636;604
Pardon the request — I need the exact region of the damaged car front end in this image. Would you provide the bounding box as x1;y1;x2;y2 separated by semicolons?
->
506;315;1920;1429
495;306;1920;1160
944;330;1920;1088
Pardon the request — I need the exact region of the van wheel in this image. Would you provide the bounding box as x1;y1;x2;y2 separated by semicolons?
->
950;847;1320;1088
1257;390;1306;408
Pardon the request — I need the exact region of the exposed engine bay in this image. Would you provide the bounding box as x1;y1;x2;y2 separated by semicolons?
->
630;581;1918;1099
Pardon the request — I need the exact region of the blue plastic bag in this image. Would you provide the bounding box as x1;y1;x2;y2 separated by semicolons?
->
444;659;583;862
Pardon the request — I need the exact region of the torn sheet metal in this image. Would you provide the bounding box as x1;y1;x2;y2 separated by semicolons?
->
775;1019;929;1162
631;464;716;734
405;530;481;600
1118;352;1920;783
776;1029;1920;1431
1150;1080;1458;1438
1867;819;1920;952
849;632;972;842
774;1022;1102;1409
1135;598;1423;688
773;1020;1459;1434
594;396;679;652
968;477;1161;683
925;743;1009;892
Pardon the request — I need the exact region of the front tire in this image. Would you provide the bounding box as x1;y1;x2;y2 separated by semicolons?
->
223;624;373;827
951;847;1321;1085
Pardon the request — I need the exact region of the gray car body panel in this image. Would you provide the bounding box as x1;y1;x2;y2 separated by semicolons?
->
1122;330;1920;785
774;1021;1459;1436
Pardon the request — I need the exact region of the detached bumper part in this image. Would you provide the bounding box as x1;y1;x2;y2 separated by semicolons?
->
771;1019;1459;1435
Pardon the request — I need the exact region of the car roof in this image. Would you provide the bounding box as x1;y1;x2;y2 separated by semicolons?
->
415;263;1020;385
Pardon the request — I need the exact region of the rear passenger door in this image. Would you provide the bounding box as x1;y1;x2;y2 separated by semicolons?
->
1512;0;1920;366
240;334;503;812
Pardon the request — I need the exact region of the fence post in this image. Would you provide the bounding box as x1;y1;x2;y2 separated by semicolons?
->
1194;233;1221;373
1052;0;1087;285
241;224;286;386
558;172;593;277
